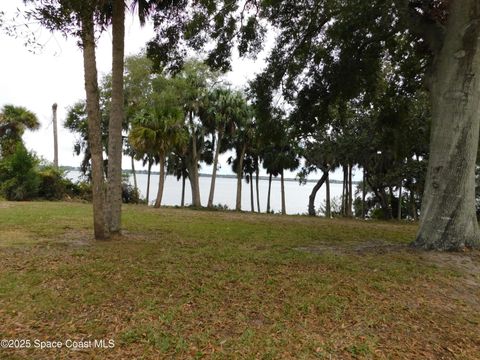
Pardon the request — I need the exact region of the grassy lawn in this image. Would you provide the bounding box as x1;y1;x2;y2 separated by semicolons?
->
0;201;479;359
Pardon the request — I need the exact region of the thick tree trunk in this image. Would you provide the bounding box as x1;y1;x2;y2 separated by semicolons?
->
208;131;223;208
267;173;272;213
280;170;286;215
413;1;480;250
326;172;331;218
131;156;138;192
235;144;247;211
106;0;125;233
81;15;109;240
255;167;260;213
308;170;329;216
154;155;166;208
181;174;186;207
146;159;152;205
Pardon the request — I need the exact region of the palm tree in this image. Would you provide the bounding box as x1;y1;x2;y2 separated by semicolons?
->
0;105;39;158
204;88;244;208
129;90;186;208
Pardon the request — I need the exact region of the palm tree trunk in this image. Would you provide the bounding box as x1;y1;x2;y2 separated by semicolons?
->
131;156;138;192
189;115;201;207
181;174;186;207
146;159;152;205
410;186;417;221
280;169;286;215
362;168;366;219
250;173;254;212
81;13;109;240
154;155;166;208
207;130;223;208
348;164;353;217
267;173;272;213
255;167;260;213
106;0;125;233
52;103;58;168
326;172;331;218
398;181;402;220
341;165;346;216
308;170;329;216
235;143;247;211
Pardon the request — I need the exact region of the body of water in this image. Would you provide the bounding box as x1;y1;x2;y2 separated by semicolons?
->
66;171;344;215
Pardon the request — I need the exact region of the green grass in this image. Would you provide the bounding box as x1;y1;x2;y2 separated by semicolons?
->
0;201;479;359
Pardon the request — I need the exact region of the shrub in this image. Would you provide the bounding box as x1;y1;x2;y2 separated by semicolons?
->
0;144;40;200
37;166;69;200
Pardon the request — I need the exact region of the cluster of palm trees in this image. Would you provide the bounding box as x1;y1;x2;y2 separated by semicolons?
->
126;58;261;211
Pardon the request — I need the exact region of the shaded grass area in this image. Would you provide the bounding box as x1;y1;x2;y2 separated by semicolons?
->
0;202;479;359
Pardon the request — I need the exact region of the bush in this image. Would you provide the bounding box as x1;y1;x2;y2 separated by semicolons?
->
0;145;40;200
37;166;69;200
122;183;141;204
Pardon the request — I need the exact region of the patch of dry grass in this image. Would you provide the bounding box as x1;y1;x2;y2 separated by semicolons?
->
0;202;479;359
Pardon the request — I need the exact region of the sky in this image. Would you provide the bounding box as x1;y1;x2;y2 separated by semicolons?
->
0;1;354;181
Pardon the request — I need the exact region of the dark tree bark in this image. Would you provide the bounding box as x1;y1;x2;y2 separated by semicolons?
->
412;0;480;250
106;0;125;233
81;13;109;240
308;169;329;216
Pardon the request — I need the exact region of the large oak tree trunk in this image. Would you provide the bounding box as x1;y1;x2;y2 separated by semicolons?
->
235;144;247;211
106;0;125;233
414;1;480;250
154;154;166;208
81;14;109;240
208;130;223;208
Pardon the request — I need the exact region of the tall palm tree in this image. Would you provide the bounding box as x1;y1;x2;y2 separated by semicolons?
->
129;90;186;208
204;88;244;208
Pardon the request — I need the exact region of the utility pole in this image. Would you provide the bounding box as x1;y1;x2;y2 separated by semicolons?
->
52;103;58;168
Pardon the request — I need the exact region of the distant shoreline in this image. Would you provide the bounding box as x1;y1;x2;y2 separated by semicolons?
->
59;166;359;185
